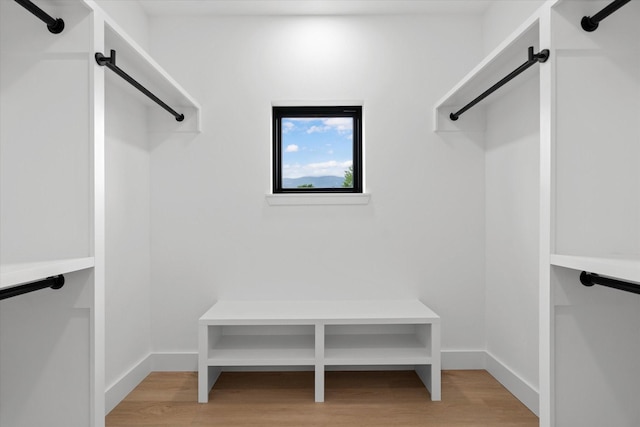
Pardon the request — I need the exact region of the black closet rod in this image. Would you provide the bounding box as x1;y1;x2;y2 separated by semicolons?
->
0;275;65;301
450;46;549;121
581;0;631;32
95;50;185;122
580;271;640;295
14;0;64;34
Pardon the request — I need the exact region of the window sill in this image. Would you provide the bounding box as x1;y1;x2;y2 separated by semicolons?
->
265;193;371;206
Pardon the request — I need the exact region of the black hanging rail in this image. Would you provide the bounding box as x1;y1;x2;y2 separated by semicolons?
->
580;271;640;295
450;46;549;121
14;0;64;34
0;275;65;301
581;0;631;32
95;50;185;122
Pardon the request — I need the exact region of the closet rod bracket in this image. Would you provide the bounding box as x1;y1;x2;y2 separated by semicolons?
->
531;47;550;64
95;50;115;67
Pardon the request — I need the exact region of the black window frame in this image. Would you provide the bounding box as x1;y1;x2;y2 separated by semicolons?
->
272;106;363;194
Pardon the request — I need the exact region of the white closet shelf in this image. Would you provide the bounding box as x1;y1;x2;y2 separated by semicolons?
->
207;334;315;366
550;254;640;284
83;0;201;132
0;257;95;290
199;299;440;324
324;334;431;365
433;6;546;132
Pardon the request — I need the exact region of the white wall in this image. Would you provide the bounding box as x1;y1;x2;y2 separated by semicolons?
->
95;0;149;51
146;14;487;356
104;81;152;406
482;0;546;55
0;1;90;264
484;71;540;411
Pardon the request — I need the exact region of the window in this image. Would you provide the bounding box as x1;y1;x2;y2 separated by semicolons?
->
272;106;362;193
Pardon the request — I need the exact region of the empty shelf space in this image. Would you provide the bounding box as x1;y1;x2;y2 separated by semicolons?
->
324;334;431;365
208;334;315;366
0;257;94;290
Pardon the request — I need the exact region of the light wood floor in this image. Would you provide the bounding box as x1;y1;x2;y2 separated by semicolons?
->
106;370;538;426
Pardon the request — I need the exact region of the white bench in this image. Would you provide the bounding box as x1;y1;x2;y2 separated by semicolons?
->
198;300;441;403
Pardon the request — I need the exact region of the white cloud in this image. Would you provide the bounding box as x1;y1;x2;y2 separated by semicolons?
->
324;117;353;133
303;118;353;134
283;160;352;179
285;144;299;152
307;125;328;134
308;160;351;169
282;121;295;134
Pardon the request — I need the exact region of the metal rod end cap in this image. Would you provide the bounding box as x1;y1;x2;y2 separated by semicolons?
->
580;271;595;287
49;275;65;290
47;18;64;34
581;16;599;32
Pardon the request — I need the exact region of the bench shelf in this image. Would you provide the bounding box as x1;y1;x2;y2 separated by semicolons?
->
198;300;440;403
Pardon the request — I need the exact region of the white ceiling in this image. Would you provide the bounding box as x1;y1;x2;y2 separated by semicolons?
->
138;0;494;17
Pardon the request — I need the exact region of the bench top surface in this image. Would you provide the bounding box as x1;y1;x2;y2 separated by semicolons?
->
199;300;439;324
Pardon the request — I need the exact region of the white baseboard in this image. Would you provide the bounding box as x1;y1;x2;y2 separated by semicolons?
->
105;350;539;417
105;354;153;414
485;351;539;416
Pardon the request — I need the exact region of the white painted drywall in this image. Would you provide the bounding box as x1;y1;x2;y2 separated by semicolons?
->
0;1;90;264
553;0;640;259
146;14;487;354
482;0;546;55
95;0;150;51
484;71;540;404
104;81;152;398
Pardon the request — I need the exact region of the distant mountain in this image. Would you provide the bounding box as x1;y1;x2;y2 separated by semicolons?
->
283;176;346;189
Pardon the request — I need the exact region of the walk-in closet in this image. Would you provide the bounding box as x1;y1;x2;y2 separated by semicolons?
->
0;1;637;426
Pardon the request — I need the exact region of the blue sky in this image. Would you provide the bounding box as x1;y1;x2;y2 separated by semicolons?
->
281;117;353;179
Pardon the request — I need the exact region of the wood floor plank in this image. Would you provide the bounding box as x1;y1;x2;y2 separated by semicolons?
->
106;370;538;427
